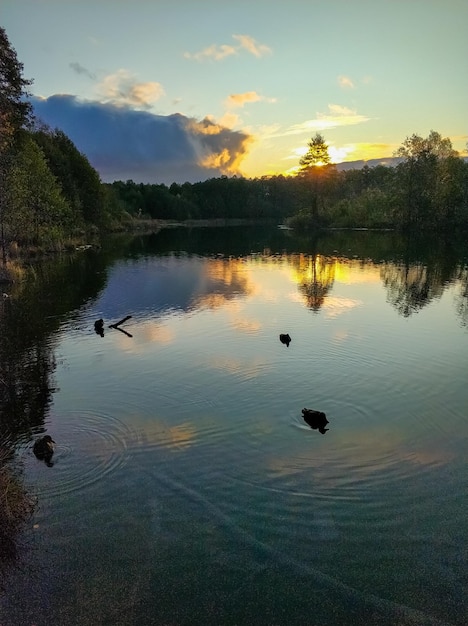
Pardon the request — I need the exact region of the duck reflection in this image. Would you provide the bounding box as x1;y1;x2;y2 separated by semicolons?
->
33;435;56;466
302;408;329;434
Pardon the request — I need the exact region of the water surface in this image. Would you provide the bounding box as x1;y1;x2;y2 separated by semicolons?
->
1;227;467;625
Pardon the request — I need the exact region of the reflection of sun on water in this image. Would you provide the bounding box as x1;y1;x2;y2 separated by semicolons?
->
334;261;382;284
112;254;387;356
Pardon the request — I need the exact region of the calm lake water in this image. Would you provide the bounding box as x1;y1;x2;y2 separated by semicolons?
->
1;226;467;626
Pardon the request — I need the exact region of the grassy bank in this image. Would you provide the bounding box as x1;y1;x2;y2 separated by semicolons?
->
0;448;35;568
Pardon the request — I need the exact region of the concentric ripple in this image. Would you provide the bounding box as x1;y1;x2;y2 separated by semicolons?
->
22;409;136;498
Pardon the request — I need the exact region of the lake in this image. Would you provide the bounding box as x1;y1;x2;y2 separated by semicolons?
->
1;226;467;626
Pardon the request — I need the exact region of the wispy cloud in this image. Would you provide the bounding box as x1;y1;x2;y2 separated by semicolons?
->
338;75;354;89
69;62;96;81
96;69;165;109
225;91;276;108
272;104;371;138
184;43;237;62
184;34;271;61
232;34;272;58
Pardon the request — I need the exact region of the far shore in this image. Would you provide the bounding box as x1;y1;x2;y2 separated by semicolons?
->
127;217;274;231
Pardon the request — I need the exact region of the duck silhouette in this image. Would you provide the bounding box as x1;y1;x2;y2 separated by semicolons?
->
279;333;291;347
302;408;329;434
33;435;56;466
94;318;104;336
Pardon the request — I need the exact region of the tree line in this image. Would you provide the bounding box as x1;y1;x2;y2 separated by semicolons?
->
108;131;468;233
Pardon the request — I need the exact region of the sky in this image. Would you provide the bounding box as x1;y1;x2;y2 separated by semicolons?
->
2;0;468;184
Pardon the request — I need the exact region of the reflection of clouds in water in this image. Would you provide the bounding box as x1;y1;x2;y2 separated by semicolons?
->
115;321;175;354
331;430;455;470
229;316;262;334
96;256;255;320
201;258;254;300
267;429;454;483
207;355;270;380
129;414;198;451
287;293;361;318
332;329;349;343
322;296;362;318
164;423;197;450
251;282;280;303
194;293;232;310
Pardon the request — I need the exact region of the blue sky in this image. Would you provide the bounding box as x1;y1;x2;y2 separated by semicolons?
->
3;0;467;183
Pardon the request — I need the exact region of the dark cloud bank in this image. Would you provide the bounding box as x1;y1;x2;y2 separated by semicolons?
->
31;95;251;184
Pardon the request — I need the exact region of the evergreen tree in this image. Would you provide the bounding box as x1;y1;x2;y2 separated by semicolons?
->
298;133;334;223
299;133;331;170
0;27;33;150
0;27;34;262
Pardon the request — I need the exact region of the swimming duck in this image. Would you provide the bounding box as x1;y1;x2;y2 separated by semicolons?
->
279;333;291;347
302;408;329;434
33;435;56;462
94;318;104;336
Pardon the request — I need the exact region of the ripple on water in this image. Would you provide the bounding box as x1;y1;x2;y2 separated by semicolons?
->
21;410;136;498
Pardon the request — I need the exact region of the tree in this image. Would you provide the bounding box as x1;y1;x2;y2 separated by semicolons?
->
5;135;72;246
0;27;32;150
394;131;459;229
0;27;33;262
299;133;332;171
33;127;105;226
298;133;334;223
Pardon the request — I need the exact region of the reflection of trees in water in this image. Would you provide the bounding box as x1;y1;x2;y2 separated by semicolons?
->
0;340;56;440
0;249;114;578
0;250;109;444
0;300;57;443
455;267;468;327
384;261;459;317
290;254;336;311
380;234;465;317
380;262;447;317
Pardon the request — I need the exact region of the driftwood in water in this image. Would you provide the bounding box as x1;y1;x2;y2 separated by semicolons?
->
94;316;133;337
109;315;133;337
109;315;132;329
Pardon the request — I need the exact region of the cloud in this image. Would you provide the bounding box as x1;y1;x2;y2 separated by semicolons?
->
338;75;354;89
185;34;271;61
69;62;96;81
225;91;276;108
232;34;272;58
226;91;262;107
31;95;252;184
96;69;165;109
272;104;371;137
184;43;237;62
